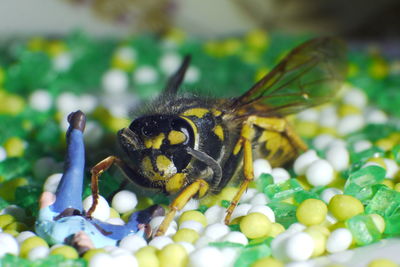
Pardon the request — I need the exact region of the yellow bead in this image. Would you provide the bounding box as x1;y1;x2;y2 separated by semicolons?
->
0;214;15;228
305;227;327;257
46;40;67;57
338;104;361;116
369;59;389;79
83;248;107;261
240;212;272;239
27;37;46;51
157;244;188;267
3;229;19;236
347;63;359;77
50;245;79;259
178;210;207;227
318;127;337;136
382;179;394;189
4;137;25;157
394;183;400;192
296;199;328;226
173;228;199;243
328;195;364;221
294;121;318;138
375;138;395;151
5;221;28;232
0;177;29;201
109;208;120;219
20;236;48;258
328;221;346;231
111;56;135;72
367;158;387;169
307;225;330;237
135;246;159;267
217;187;238;203
251;257;284;267
368;258;398;267
245;30;269;50
221;39;242;55
269;223;285;238
0;93;25;115
369;214;385;233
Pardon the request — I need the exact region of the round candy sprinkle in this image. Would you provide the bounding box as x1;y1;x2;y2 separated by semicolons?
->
294;150;319;176
119;234;147;252
305;159;335;187
83;194;111;221
368;258;398;267
0;233;19;256
111;190;138;214
247;205;275;222
253;158;272;178
89;253;114;267
27;246;49;260
252;257;284;267
158;244;188;267
178;210;207;227
285;232;314;261
326;228;352;253
29;90;52;111
296;199;328;226
240;212;272;239
49;245;79;259
135;246;159;267
149;236;173;250
20;236;48;258
328;194;364;221
188;246;224;267
102;69;129;93
173;228;200;243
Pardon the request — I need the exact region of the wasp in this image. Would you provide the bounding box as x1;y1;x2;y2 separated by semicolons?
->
87;37;346;236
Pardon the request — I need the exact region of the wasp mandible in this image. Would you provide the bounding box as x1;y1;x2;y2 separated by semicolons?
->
87;37;347;236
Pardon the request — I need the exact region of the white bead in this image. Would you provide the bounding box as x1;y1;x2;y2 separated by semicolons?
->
271;231;292;261
247;205;275;222
0;233;19;256
177;198;200;216
240;188;258;203
111;251;138;267
230;203;252;221
0;146;6;162
56;92;79;113
326;228;352;253
120;235;147;253
29;90;52;111
84;121;104;145
326;145;349;171
383;158;399;179
250;193;268;205
294;150;319;176
83;195;110;221
194;236;213;248
203;223;230;241
53;53;72;72
313;134;336;150
353;140;372;152
297;109;319;122
102;69;128;93
159;53;181;75
285;232;314;261
148;236;173;250
188;246;224;267
16;231;36;243
287;222;307;233
133;66;158;84
220;247;239;267
111;190;138;214
271;168;290;184
115;47;136;62
180;220;204;233
319;107;338;127
89;253;114;267
177;241;195;254
337;114;365;136
326;212;338;224
43;173;63;193
364;108;388;124
28;246;49;260
253;158;272;179
286;262;314;267
106;218;125;226
204;205;225;224
320;188;342;204
221;231;248;245
149;216;177;236
79;94;98;113
343;88;368;108
184;66;200;83
306;159;334;186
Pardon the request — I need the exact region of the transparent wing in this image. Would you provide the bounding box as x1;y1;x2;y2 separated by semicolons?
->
232;37;347;115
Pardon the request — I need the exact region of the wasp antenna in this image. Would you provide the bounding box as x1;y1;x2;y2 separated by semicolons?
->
163;55;191;96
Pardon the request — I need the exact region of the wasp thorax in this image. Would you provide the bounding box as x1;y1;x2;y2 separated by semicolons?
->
118;114;195;183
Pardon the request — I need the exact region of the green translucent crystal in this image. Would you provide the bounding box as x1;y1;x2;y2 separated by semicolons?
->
365;186;400;218
346;214;381;246
0;254;29;267
267;202;297;228
256;173;274;191
234;243;271;267
294;190;320;204
209;241;244;248
383;213;400;236
263;178;303;201
350;146;384;163
392;144;400;165
0;196;8;210
344;166;386;203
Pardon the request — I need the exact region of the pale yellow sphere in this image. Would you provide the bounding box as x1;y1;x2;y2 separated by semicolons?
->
251;257;284;267
240;212;272;239
296;199;328;226
158;244;188;267
135;246;159;267
328;195;364;221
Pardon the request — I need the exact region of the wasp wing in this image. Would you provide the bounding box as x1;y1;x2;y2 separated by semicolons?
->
231;37;347;115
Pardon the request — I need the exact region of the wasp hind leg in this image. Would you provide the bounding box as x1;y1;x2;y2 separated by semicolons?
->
224;116;307;224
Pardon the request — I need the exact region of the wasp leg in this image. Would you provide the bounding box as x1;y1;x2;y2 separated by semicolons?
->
225;116;307;224
248;116;307;151
87;156;123;217
155;179;209;237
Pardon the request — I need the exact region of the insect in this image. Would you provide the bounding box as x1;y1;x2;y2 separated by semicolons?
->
87;37;347;236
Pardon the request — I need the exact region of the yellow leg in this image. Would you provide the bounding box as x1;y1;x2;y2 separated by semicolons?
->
87;156;123;217
155;179;209;236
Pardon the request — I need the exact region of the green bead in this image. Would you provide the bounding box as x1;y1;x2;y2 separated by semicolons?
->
365;186;400;218
264;179;303;201
346;214;381;246
234;243;271;267
267;202;297;228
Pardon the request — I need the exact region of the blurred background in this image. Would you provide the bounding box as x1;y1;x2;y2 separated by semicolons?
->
1;0;400;41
